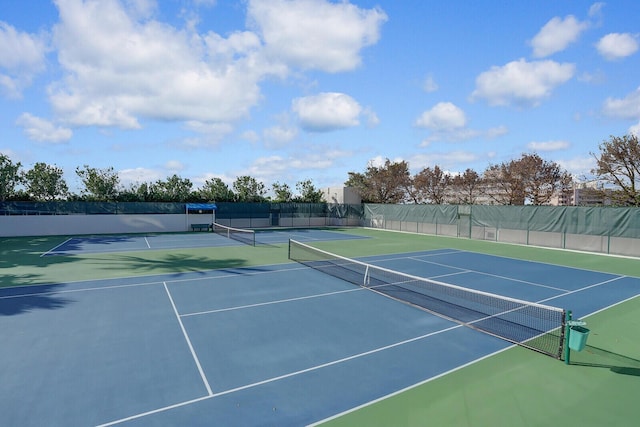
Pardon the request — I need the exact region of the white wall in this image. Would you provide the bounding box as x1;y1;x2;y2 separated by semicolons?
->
0;214;190;237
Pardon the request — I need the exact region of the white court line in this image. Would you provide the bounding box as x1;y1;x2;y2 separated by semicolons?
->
536;275;628;305
181;286;364;317
144;236;151;248
95;395;212;427
307;345;515;426
163;282;213;397
40;237;73;257
409;255;569;292
0;280;164;300
96;323;463;426
308;280;640;426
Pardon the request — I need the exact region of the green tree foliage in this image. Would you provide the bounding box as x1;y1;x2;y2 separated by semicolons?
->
76;165;120;201
0;153;22;201
591;134;640;206
117;182;153;202
200;177;234;202
345;159;410;203
233;175;266;202
23;162;68;201
151;174;193;202
295;179;324;203
271;181;293;202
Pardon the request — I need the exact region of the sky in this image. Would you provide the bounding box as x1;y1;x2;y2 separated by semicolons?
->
1;0;640;196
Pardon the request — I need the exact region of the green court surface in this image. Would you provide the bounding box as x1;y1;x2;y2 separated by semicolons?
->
2;228;639;426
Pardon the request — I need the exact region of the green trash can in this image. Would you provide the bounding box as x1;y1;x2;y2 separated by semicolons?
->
568;325;590;351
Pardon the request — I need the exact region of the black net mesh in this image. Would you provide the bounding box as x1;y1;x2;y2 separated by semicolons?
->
289;239;567;359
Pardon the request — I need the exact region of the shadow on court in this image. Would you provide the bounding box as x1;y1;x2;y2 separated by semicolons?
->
0;283;72;316
109;254;250;274
571;344;640;376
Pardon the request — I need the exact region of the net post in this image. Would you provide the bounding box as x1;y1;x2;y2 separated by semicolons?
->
364;265;369;287
288;239;291;260
564;310;572;365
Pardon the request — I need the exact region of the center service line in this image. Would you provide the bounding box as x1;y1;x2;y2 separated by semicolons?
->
163;281;213;396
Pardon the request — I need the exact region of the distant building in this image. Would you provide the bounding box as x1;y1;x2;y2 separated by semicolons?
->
322;187;361;204
549;181;612;206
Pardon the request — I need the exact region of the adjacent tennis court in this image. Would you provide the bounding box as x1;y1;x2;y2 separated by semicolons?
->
1;228;639;426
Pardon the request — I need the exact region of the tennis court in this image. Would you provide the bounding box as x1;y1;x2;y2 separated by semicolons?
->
41;228;368;255
1;228;639;426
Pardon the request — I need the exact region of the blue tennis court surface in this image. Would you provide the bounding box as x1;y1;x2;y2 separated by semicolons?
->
42;228;368;256
1;249;639;426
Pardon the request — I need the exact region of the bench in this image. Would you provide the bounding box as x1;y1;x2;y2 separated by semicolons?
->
191;223;211;232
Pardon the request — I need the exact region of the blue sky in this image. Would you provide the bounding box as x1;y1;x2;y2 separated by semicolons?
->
1;0;639;196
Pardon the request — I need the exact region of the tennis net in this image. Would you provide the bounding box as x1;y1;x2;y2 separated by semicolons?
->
288;239;567;359
213;222;256;246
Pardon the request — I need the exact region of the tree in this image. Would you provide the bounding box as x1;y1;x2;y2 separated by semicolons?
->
200;178;234;202
271;181;293;203
591;134;640;206
345;159;410;203
449;168;482;204
76;165;120;201
0;153;22;201
152;174;193;202
483;162;526;205
117;182;154;202
413;165;451;204
233;175;266;202
295;179;324;203
483;153;570;205
520;153;572;205
23;162;68;201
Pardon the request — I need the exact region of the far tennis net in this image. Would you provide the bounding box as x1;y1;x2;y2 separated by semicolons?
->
213;222;256;246
288;239;567;359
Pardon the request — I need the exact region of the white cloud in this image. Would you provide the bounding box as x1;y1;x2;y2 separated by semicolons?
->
43;0;385;135
124;0;158;19
240;130;260;143
596;33;639;60
486;125;509;138
422;74;438;93
630;121;640;136
557;156;595;177
408;151;480;172
369;155;405;168
262;125;298;148
49;0;270;129
292;92;363;132
241;148;352;183
527;140;570;151
363;108;380;128
602;87;640;120
0;22;48;98
589;2;606;18
164;160;185;172
578;70;606;84
415;102;466;131
247;0;387;73
416;103;507;145
471;58;575;107
118;167;165;185
530;15;589;58
16;113;73;143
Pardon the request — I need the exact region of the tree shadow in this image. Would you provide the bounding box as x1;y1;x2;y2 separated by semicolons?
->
570;344;640;376
0;281;73;316
108;253;253;276
0;237;79;275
